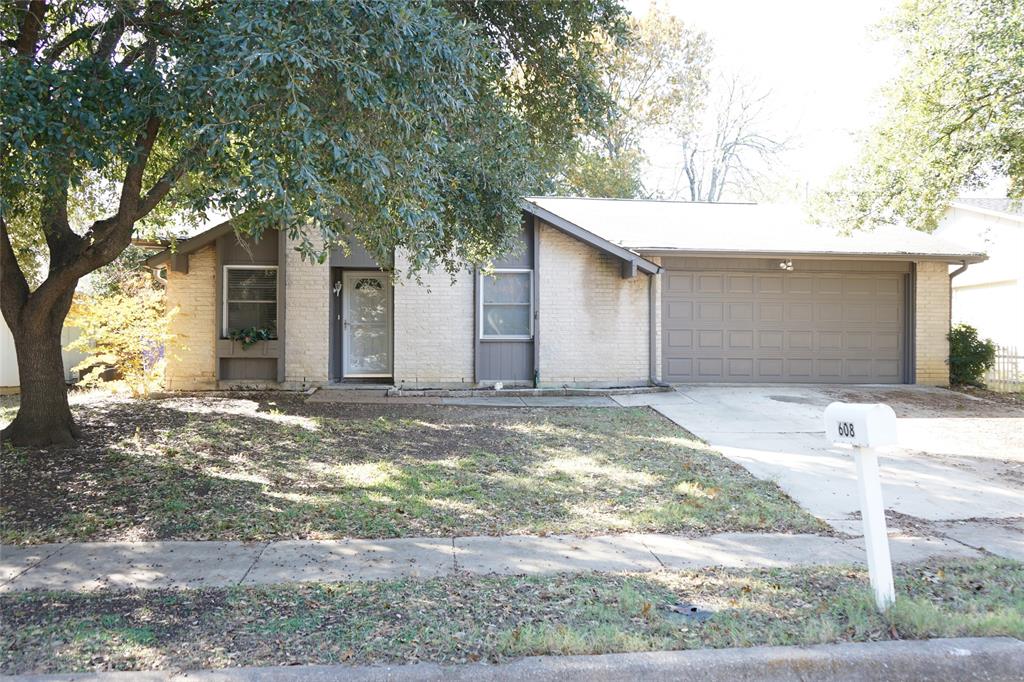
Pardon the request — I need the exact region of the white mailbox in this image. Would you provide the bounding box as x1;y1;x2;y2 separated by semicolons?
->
823;401;899;612
824;402;897;448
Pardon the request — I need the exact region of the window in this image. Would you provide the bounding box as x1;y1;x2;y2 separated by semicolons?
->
480;269;532;339
224;266;278;337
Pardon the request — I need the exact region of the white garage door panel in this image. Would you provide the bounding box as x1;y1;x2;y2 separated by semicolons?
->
662;270;906;383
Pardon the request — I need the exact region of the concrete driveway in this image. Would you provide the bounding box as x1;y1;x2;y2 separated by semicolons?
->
639;385;1024;559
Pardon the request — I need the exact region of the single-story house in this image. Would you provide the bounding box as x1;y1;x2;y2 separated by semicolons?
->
145;198;984;391
935;198;1024;349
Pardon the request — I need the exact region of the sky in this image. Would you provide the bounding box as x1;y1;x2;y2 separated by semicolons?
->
624;0;904;200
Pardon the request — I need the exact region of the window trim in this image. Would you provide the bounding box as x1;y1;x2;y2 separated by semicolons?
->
478;268;534;341
222;265;279;338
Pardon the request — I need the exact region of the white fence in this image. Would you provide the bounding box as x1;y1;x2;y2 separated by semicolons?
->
986;345;1024;393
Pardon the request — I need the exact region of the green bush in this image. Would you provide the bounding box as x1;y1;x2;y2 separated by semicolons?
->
948;323;996;386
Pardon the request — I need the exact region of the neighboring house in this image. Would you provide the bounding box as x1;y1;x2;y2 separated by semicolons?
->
145;199;983;391
935;198;1024;348
0;317;89;393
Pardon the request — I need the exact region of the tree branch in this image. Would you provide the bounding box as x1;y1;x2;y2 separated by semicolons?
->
136;145;200;220
118;116;161;220
13;0;46;58
0;216;31;332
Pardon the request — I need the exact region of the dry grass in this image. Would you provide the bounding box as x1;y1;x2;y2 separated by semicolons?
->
1;392;823;543
2;558;1020;675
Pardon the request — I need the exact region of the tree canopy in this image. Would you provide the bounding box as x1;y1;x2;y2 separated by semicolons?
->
820;0;1024;231
557;3;709;198
0;0;626;446
2;0;626;275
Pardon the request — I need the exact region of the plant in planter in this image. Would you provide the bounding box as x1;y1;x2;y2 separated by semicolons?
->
228;327;275;350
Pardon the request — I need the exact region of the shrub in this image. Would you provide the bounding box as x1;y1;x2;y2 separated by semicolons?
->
948;323;996;386
66;276;177;396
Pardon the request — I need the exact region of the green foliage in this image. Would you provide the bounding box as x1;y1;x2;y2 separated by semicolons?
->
66;276;176;396
820;0;1024;231
228;327;274;349
557;4;710;198
1;0;626;276
948;323;997;386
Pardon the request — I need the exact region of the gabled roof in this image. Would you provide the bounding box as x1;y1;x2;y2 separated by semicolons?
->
146;206;664;276
950;198;1024;223
526;197;987;264
519;199;660;275
144;218;236;272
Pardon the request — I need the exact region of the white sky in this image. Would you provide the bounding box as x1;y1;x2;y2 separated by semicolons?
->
624;0;903;200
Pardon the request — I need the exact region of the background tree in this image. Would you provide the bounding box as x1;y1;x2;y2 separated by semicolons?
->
558;3;710;198
666;73;788;202
0;0;625;446
819;0;1024;231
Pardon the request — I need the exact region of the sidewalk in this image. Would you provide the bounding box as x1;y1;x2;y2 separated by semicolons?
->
0;530;978;593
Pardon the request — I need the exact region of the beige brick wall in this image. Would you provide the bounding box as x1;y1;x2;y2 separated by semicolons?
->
915;260;951;386
283;239;330;386
537;224;652;386
392;251;475;387
165;245;217;390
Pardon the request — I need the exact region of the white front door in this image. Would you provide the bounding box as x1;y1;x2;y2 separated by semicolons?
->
342;271;392;377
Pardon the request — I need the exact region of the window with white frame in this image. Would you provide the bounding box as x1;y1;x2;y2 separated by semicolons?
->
223;266;278;337
480;269;533;339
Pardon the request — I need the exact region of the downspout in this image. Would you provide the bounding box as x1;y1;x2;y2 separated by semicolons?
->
648;271;670;388
149;266;167;287
947;259;969;383
948;258;969;331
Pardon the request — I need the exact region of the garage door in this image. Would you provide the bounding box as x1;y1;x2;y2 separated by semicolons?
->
662;269;907;383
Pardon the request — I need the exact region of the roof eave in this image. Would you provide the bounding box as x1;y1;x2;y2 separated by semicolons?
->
949;201;1024;224
632;247;987;265
143;219;237;270
519;199;661;275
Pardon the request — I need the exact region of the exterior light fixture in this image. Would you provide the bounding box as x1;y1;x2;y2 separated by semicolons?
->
778;259;794;271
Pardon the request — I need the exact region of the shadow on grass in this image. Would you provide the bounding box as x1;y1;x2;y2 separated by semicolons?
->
1;392;823;543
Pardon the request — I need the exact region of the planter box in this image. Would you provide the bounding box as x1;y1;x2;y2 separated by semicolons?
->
217;339;280;358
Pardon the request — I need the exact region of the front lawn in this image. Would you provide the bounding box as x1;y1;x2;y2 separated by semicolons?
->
0;392;823;543
2;558;1020;674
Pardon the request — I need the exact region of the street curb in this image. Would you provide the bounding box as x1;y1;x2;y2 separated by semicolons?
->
5;637;1022;681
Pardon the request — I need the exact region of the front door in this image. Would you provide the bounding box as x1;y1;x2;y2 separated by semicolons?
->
342;271;392;378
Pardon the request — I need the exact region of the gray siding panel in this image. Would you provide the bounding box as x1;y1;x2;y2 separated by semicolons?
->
329;238;382;268
479;341;533;382
220;357;277;380
477;219;535;382
662;259;908;384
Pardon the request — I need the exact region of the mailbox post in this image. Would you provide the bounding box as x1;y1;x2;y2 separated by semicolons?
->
823;402;898;612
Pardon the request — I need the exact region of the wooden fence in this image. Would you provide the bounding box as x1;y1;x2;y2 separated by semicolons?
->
985;345;1024;393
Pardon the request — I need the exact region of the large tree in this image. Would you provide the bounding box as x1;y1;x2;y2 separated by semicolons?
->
558;3;709;198
0;0;625;446
668;73;787;203
821;0;1024;231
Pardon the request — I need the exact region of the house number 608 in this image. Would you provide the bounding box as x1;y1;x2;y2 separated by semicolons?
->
837;421;856;438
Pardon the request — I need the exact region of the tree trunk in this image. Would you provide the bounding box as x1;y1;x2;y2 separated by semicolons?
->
1;293;79;448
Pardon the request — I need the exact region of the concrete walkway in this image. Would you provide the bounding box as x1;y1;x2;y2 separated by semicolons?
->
645;385;1024;547
0;531;979;593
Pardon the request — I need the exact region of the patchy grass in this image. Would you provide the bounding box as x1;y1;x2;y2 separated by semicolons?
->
0;392;823;543
1;558;1020;674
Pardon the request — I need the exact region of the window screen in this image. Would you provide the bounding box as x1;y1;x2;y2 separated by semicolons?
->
481;271;532;338
225;267;278;336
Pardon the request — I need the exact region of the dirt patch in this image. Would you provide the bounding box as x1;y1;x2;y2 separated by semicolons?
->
822;386;1024;418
